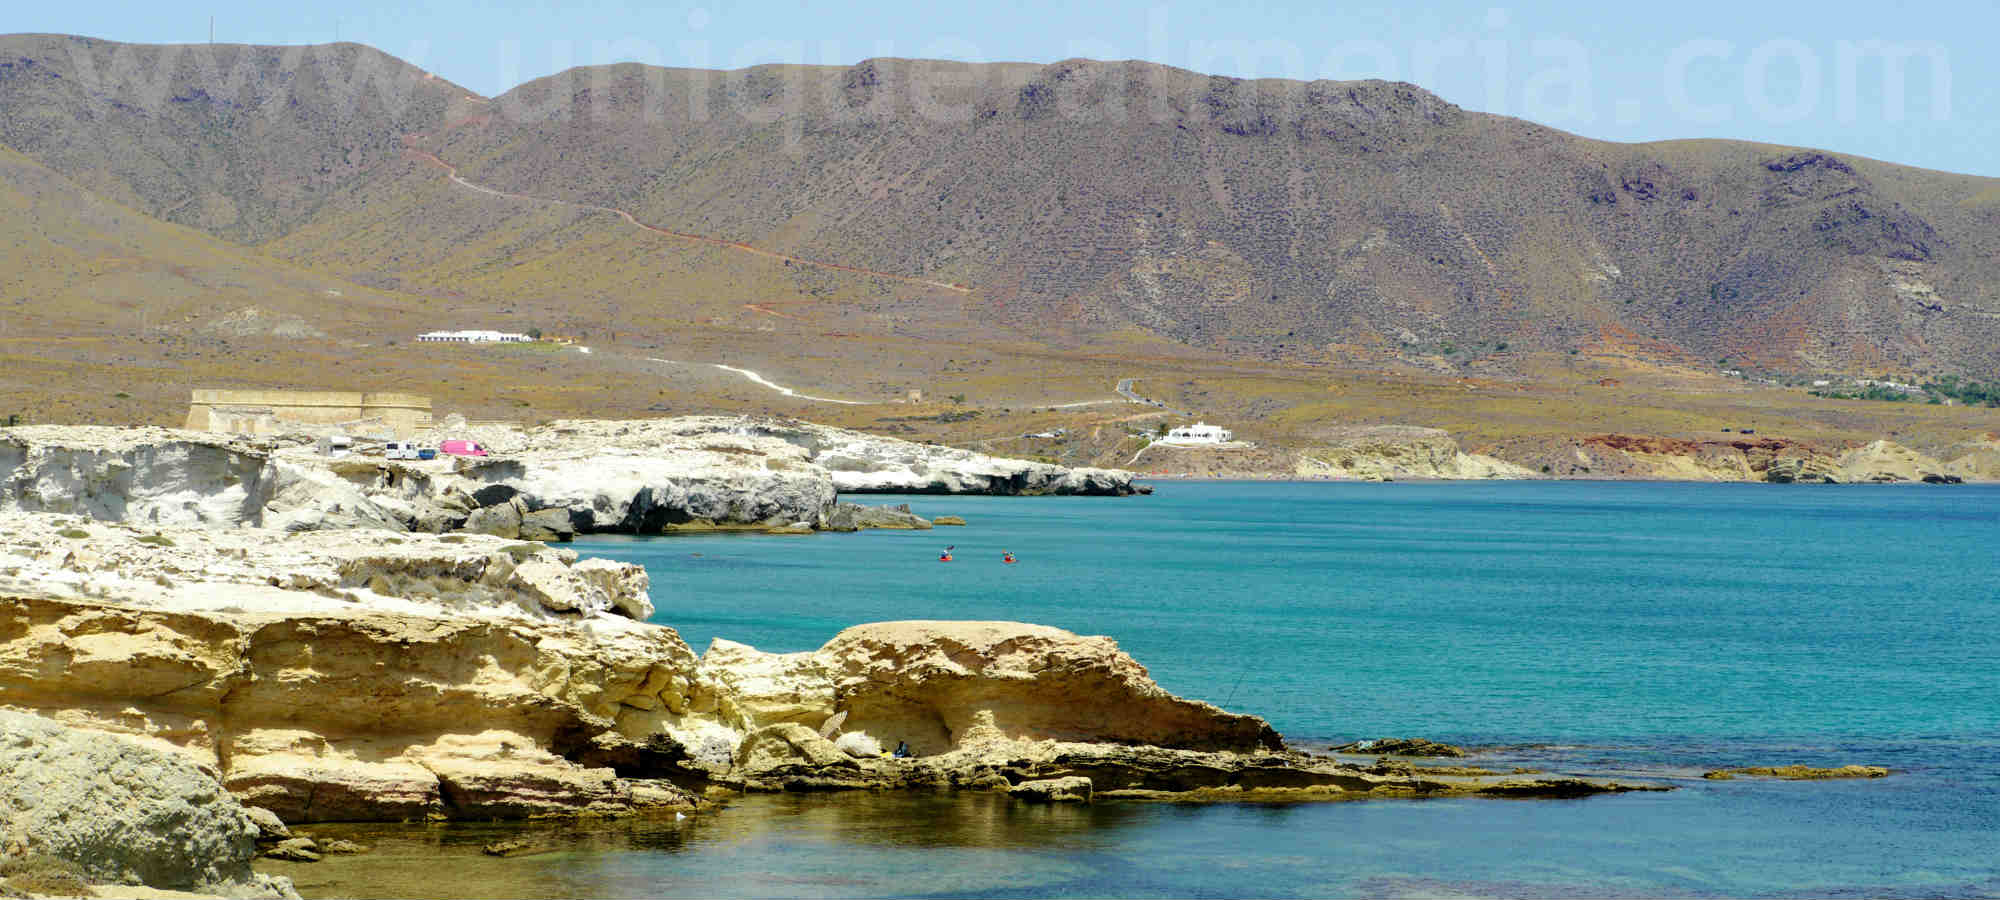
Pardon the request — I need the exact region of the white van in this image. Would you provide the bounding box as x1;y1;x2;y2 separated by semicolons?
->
384;441;421;460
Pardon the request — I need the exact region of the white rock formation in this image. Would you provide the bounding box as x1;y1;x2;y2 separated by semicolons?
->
640;416;1141;495
456;424;838;531
0;426;272;526
0;418;1135;538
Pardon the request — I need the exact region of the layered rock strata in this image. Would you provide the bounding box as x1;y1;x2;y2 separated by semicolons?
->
1293;426;1533;481
0;515;1659;834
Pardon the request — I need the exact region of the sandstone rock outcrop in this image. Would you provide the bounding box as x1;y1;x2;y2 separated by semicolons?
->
0;515;701;824
1010;776;1093;803
0;509;1663;825
1;513;1371;825
1295;426;1532;481
0;711;293;897
824;501;933;531
1834;440;1955;483
1491;432;1984;484
1763;455;1843;484
818;621;1281;755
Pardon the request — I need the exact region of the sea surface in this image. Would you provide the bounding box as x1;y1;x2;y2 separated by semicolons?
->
277;482;2000;898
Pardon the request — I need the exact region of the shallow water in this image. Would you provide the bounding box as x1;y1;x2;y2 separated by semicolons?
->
281;482;2000;898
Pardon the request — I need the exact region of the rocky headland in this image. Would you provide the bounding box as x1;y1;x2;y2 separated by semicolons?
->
1132;425;1997;484
0;510;1669;892
0;416;1140;541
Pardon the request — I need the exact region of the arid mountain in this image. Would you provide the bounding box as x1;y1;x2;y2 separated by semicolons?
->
0;36;1996;460
6;38;1998;378
417;57;2000;377
0;34;474;243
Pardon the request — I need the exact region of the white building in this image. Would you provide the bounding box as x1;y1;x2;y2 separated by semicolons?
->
1159;422;1233;445
416;330;532;344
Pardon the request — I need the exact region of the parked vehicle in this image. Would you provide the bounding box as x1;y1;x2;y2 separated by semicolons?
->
439;439;488;457
417;448;438;461
314;434;353;458
384;441;423;460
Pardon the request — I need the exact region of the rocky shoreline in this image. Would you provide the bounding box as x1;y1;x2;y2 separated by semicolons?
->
0;416;1142;542
1133;425;1999;483
0;497;1670;896
15;417;1923;897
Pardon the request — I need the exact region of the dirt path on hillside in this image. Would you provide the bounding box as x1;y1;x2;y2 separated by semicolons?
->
403;147;972;295
646;358;866;405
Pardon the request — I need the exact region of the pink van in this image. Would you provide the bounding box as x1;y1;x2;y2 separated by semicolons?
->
439;439;488;457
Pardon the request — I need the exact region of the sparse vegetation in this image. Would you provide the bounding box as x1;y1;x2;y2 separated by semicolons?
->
56;527;90;539
0;852;91;897
135;533;175;547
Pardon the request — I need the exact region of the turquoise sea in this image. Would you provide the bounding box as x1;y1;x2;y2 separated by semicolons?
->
288;482;2000;898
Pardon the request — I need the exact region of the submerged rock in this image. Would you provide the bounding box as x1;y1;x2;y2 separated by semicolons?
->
1010;776;1093;803
825;501;933;530
1705;764;1889;780
1329;738;1469;758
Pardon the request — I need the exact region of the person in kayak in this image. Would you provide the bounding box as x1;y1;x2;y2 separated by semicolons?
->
1002;551;1016;564
940;545;954;562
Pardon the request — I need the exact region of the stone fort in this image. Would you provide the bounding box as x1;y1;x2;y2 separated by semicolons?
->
185;390;433;439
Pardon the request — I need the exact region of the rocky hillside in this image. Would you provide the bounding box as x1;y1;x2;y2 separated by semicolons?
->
418;59;2000;375
0;34;472;243
4;37;1998;380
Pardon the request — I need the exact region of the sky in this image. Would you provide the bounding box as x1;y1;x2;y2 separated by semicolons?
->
14;0;1996;177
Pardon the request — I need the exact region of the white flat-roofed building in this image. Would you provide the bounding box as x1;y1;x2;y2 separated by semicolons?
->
1159;422;1233;444
416;330;532;344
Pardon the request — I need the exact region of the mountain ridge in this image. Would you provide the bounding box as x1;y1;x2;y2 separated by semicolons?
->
1;35;1997;459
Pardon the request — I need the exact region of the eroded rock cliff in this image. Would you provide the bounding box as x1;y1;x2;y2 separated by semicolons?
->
1294;426;1533;481
0;418;1138;538
0;514;1392;827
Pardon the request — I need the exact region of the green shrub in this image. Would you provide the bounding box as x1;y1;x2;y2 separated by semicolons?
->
135;534;175;547
57;527;90;539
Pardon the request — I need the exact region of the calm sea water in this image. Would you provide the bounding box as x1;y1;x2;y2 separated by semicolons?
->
279;482;2000;898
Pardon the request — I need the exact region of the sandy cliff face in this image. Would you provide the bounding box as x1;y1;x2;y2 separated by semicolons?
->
1494;433;1978;483
0;516;702;822
1294;426;1532;481
820;621;1281;754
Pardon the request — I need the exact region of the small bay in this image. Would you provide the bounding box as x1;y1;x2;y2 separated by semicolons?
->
281;482;2000;898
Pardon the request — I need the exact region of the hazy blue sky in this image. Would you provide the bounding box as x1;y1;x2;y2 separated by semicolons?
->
16;0;1995;176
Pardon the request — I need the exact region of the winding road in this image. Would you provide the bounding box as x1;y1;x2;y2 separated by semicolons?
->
404;147;972;295
1116;378;1190;416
